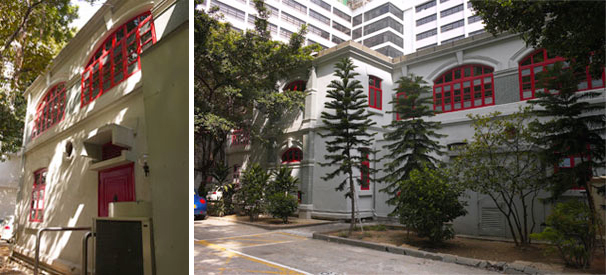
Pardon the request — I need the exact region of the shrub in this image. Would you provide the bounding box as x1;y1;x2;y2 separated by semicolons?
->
394;164;467;243
233;163;269;221
531;200;598;268
266;166;299;223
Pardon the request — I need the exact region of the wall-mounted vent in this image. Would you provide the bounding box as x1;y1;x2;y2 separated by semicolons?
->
480;207;505;237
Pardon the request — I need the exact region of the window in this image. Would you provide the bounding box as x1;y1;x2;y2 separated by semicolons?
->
364;3;403;21
441;35;465;44
416;28;437;40
282;148;303;163
363;31;403;48
395;92;406;121
285;80;306;91
353;14;363;26
81;12;155;107
332;35;345;44
468;29;485;36
309;25;330;39
518;49;605;100
433;64;495;112
417;43;437;51
416;0;436;12
211;1;245;21
283;0;306;14
376;45;403;58
369;76;382;110
364;17;403;36
282;12;305;28
30;169;47;222
360;149;370;190
308;40;327;49
468;14;482;24
268;23;278;35
231;129;250;146
440;4;463;17
416;14;437;26
441;19;464;32
332;21;350;35
333;8;351;22
32;83;67;138
309;9;330;26
267;4;279;18
352;28;362;40
280;28;294;39
310;0;331;12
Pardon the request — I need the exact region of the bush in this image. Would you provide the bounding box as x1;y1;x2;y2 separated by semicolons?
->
394;164;467;243
266;166;299;223
233;163;269;221
266;193;298;223
531;200;598;268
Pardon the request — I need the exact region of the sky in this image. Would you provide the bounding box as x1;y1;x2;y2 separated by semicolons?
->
70;0;104;31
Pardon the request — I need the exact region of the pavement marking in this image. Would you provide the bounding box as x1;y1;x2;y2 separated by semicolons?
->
276;232;308;239
230;240;299;248
198;231;275;241
196;239;312;275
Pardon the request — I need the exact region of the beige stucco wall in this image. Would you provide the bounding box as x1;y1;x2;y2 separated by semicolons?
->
0;154;20;219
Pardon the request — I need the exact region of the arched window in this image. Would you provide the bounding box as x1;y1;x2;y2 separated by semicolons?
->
81;12;155;106
284;80;306;92
32;83;67;138
282;148;303;163
30;168;47;222
518;49;605;100
433;64;494;112
369;76;382;110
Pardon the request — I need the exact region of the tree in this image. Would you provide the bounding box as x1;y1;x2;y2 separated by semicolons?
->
452;108;547;246
470;0;604;76
266;166;299;223
528;62;605;239
380;75;445;212
396;165;467;243
233;163;269;221
319;57;376;236
0;0;82;159
194;0;317;190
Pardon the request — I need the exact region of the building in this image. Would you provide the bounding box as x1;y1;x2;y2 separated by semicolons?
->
0;153;21;220
202;0;485;57
11;0;188;274
218;1;606;238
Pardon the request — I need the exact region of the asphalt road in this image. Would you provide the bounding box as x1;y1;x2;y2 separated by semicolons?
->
193;218;498;275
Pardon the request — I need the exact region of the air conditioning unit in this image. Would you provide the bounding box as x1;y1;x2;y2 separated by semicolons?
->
93;217;155;275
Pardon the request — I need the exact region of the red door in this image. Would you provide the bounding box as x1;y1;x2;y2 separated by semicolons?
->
98;163;135;217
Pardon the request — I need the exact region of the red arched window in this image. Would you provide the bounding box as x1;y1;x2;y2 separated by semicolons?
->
30;168;47;222
32;83;67;138
282;148;303;163
369;76;382;110
285;80;306;91
433;64;494;112
518;49;605;100
81;12;155;107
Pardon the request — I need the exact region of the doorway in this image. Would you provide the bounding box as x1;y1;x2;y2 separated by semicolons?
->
98;163;135;217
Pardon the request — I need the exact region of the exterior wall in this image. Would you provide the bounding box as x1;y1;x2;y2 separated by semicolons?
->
0;154;21;219
13;0;185;273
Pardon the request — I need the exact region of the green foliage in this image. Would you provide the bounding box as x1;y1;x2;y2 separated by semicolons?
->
319;57;376;235
531;200;599;269
0;0;81;159
234;163;269;221
381;75;445;211
452;107;547;246
266;193;298;224
394;165;467;243
266;166;299;223
194;0;318;184
470;0;604;76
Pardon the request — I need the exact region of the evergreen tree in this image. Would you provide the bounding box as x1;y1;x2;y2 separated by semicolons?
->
380;75;445;210
529;62;605;232
319;58;376;235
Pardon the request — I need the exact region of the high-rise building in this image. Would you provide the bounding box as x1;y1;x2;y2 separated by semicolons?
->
202;0;485;57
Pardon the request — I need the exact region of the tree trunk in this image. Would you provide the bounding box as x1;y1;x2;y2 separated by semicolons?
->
348;172;356;236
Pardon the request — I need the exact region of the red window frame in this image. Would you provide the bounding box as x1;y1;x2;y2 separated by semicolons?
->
285;80;306;92
30;168;47;223
433;64;495;113
369;76;382;110
231;129;250;147
395;92;406;121
282;148;303;163
81;11;156;107
360;149;370;190
518;48;605;100
32;83;67;139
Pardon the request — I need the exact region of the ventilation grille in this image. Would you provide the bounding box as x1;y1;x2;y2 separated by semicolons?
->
480;207;505;236
95;220;144;275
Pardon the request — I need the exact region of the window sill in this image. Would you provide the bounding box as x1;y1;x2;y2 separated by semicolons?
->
367;108;384;116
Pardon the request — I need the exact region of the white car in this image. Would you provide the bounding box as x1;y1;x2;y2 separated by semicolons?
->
1;215;15;243
206;187;223;201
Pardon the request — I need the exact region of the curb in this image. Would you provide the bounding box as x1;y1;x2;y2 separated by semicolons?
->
312;233;546;274
209;216;339;230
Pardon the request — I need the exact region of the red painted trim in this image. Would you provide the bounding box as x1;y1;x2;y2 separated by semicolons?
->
98;163;135;217
360;149;370;190
433;64;495;113
282;148;303;163
285;80;306;92
29;168;47;222
369;76;382;110
31;83;67;139
81;12;155;108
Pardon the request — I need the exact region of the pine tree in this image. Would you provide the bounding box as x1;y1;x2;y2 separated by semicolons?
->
380;75;446;211
529;62;605;233
319;58;376;235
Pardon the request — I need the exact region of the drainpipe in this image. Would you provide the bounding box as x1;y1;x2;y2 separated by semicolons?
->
34;227;91;275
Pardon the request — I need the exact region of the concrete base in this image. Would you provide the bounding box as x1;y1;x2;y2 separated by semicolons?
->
298;204;313;219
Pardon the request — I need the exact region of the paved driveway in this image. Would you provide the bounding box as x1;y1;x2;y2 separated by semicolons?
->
194;218;498;274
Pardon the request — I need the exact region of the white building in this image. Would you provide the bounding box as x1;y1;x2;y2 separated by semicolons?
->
218;3;606;238
0;153;21;220
12;0;188;274
203;0;485;57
